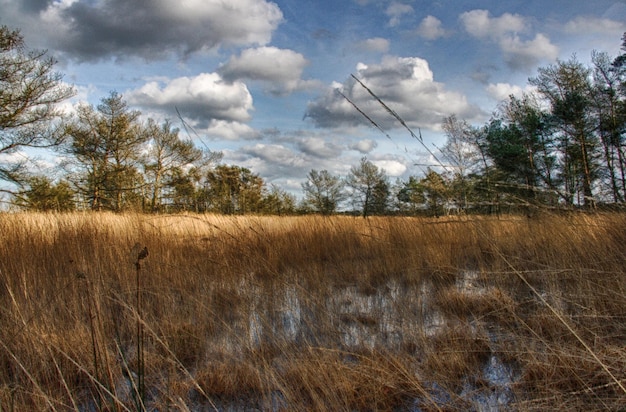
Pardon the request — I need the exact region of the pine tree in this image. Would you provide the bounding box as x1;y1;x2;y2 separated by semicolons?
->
0;26;74;192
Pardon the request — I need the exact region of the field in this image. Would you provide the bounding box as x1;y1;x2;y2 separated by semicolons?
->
0;212;625;411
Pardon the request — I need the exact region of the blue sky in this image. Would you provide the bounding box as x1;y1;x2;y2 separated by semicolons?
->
2;0;626;196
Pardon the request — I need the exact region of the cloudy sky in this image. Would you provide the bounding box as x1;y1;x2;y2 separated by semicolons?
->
2;0;626;196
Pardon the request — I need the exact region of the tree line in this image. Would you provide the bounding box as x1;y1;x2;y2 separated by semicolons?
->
1;24;626;216
420;39;626;215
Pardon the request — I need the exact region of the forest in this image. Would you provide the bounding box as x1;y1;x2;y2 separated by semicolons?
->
2;25;626;215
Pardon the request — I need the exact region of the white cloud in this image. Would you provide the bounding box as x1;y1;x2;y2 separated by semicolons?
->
460;9;558;71
242;143;308;168
350;139;378;153
372;159;407;176
486;83;528;101
416;16;447;40
386;2;414;27
563;17;626;35
219;47;311;95
499;34;559;70
297;137;343;158
204;120;260;141
306;55;483;131
557;16;626;58
459;9;526;39
126;73;254;124
356;38;390;53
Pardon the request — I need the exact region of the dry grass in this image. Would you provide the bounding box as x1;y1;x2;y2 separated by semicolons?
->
0;211;625;410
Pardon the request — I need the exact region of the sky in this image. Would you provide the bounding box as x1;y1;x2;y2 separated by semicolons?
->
2;0;626;198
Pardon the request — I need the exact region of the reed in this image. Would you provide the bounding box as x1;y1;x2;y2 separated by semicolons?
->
0;212;624;410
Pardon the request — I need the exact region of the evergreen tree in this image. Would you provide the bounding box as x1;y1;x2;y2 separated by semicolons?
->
65;92;147;211
346;157;389;217
530;58;599;208
15;176;75;211
396;176;426;214
142;119;203;212
260;184;296;215
419;169;451;217
592;50;626;202
0;26;74;192
301;169;345;215
204;165;265;214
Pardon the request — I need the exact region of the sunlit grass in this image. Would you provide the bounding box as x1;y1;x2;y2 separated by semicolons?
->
0;212;624;410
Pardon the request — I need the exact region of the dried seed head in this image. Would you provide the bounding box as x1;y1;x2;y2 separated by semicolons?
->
138;247;148;261
131;242;147;260
131;243;149;270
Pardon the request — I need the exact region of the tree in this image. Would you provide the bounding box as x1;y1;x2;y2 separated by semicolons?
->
441;115;482;210
396;176;426;214
65;92;148;211
530;58;599;208
167;166;198;212
592;50;626;202
419;168;451;217
346;157;389;217
142;119;203;212
203;165;265;214
301;169;345;215
160;148;222;213
613;33;626;199
482;93;560;207
260;184;296;215
370;177;390;215
0;25;75;191
613;32;626;96
15;176;75;211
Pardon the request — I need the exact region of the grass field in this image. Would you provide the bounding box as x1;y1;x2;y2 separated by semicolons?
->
0;212;625;411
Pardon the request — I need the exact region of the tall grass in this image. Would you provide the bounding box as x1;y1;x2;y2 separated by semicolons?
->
0;212;624;410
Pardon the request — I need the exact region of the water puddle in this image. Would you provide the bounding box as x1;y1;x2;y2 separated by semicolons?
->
105;270;523;410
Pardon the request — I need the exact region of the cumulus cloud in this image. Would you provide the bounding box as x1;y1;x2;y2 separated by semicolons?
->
204;120;260;141
460;9;558;71
356;38;390;53
242;143;306;166
236;143;310;179
499;34;559;70
373;159;407;177
297;137;343;158
126;73;254;124
350;139;378;154
459;9;526;39
224;128;378;185
563;16;626;34
305;55;483;131
386;2;414;27
486;82;527;101
29;0;284;61
416;16;447;40
219;47;312;95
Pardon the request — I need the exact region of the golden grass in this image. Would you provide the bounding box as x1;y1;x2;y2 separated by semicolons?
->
0;211;625;410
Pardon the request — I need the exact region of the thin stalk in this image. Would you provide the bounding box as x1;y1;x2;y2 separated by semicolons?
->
136;259;144;410
133;244;148;411
486;230;626;396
